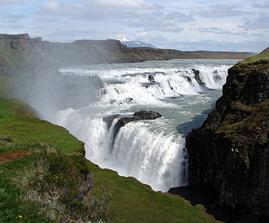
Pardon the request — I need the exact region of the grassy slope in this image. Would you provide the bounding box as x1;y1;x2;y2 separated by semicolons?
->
0;98;219;223
241;48;269;64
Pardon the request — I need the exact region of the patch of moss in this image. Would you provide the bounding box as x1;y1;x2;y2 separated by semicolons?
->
216;99;269;144
230;101;256;113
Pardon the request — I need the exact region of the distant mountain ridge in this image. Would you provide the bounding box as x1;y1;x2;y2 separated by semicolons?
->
120;40;156;48
0;33;254;70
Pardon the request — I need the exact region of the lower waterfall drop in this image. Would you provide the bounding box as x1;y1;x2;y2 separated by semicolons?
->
52;59;236;192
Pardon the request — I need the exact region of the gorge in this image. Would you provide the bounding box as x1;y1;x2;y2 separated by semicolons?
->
1;33;268;223
51;59;234;192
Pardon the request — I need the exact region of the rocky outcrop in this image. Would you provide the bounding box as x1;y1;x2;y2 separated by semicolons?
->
0;34;41;51
104;110;161;129
192;68;205;86
186;48;269;219
103;111;162;144
134;110;162;120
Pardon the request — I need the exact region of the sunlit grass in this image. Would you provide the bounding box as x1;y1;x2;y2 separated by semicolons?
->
0;98;219;223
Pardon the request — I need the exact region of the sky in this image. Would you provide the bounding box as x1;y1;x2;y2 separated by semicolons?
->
0;0;268;52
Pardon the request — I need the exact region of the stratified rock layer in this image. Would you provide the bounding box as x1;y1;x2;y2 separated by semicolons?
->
186;48;269;217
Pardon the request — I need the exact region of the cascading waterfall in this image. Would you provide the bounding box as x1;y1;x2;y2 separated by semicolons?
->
52;60;235;192
111;122;188;191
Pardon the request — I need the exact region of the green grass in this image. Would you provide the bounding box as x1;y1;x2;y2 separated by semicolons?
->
0;98;220;223
241;47;269;64
0;99;82;154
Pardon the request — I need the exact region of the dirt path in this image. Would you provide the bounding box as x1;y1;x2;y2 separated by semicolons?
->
0;151;31;163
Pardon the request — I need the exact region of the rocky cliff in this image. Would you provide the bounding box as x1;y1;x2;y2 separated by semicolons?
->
186;48;269;219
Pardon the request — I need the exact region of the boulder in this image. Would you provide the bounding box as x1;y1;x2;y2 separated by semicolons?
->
103;111;162;147
192;68;205;86
148;74;156;83
103;114;121;129
134;110;162;120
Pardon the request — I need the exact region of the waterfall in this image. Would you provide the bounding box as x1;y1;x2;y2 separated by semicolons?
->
51;60;234;192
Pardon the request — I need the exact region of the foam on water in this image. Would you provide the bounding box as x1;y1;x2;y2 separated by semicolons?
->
52;60;236;192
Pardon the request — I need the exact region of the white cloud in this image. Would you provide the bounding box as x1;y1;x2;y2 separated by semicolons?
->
0;0;267;51
193;5;245;18
92;0;156;10
241;15;269;30
44;0;60;12
0;0;25;4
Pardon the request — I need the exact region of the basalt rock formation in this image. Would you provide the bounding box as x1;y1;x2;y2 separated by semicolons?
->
104;110;162;130
103;111;162;145
186;48;269;220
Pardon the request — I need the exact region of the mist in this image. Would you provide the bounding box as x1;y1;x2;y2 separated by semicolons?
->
2;34;243;192
6;35;128;120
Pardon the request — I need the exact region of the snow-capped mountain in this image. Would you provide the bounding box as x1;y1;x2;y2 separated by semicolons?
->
118;38;156;48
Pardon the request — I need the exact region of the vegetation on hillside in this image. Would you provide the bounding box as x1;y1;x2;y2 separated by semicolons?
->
0;98;219;223
242;47;269;64
0;34;221;222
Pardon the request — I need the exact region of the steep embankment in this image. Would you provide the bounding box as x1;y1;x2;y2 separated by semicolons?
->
0;33;252;222
0;34;221;223
186;48;269;220
0;98;221;223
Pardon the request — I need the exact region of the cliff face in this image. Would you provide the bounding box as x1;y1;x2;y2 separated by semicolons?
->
186;48;269;217
0;33;41;51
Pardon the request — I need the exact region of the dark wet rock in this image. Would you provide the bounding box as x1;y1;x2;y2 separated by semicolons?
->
213;74;222;82
192;68;200;76
134;110;162;120
184;76;192;83
213;70;222;82
148;74;156;83
142;82;160;88
113;111;161;132
114;88;120;94
112;110;161;139
192;68;205;86
124;97;134;103
186;48;269;220
167;80;174;90
103;114;121;129
114;116;137;132
104;111;162;148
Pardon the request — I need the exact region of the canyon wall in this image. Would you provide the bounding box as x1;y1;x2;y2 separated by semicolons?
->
186;48;269;218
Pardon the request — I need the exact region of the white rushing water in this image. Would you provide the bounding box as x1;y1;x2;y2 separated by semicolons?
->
51;59;237;192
